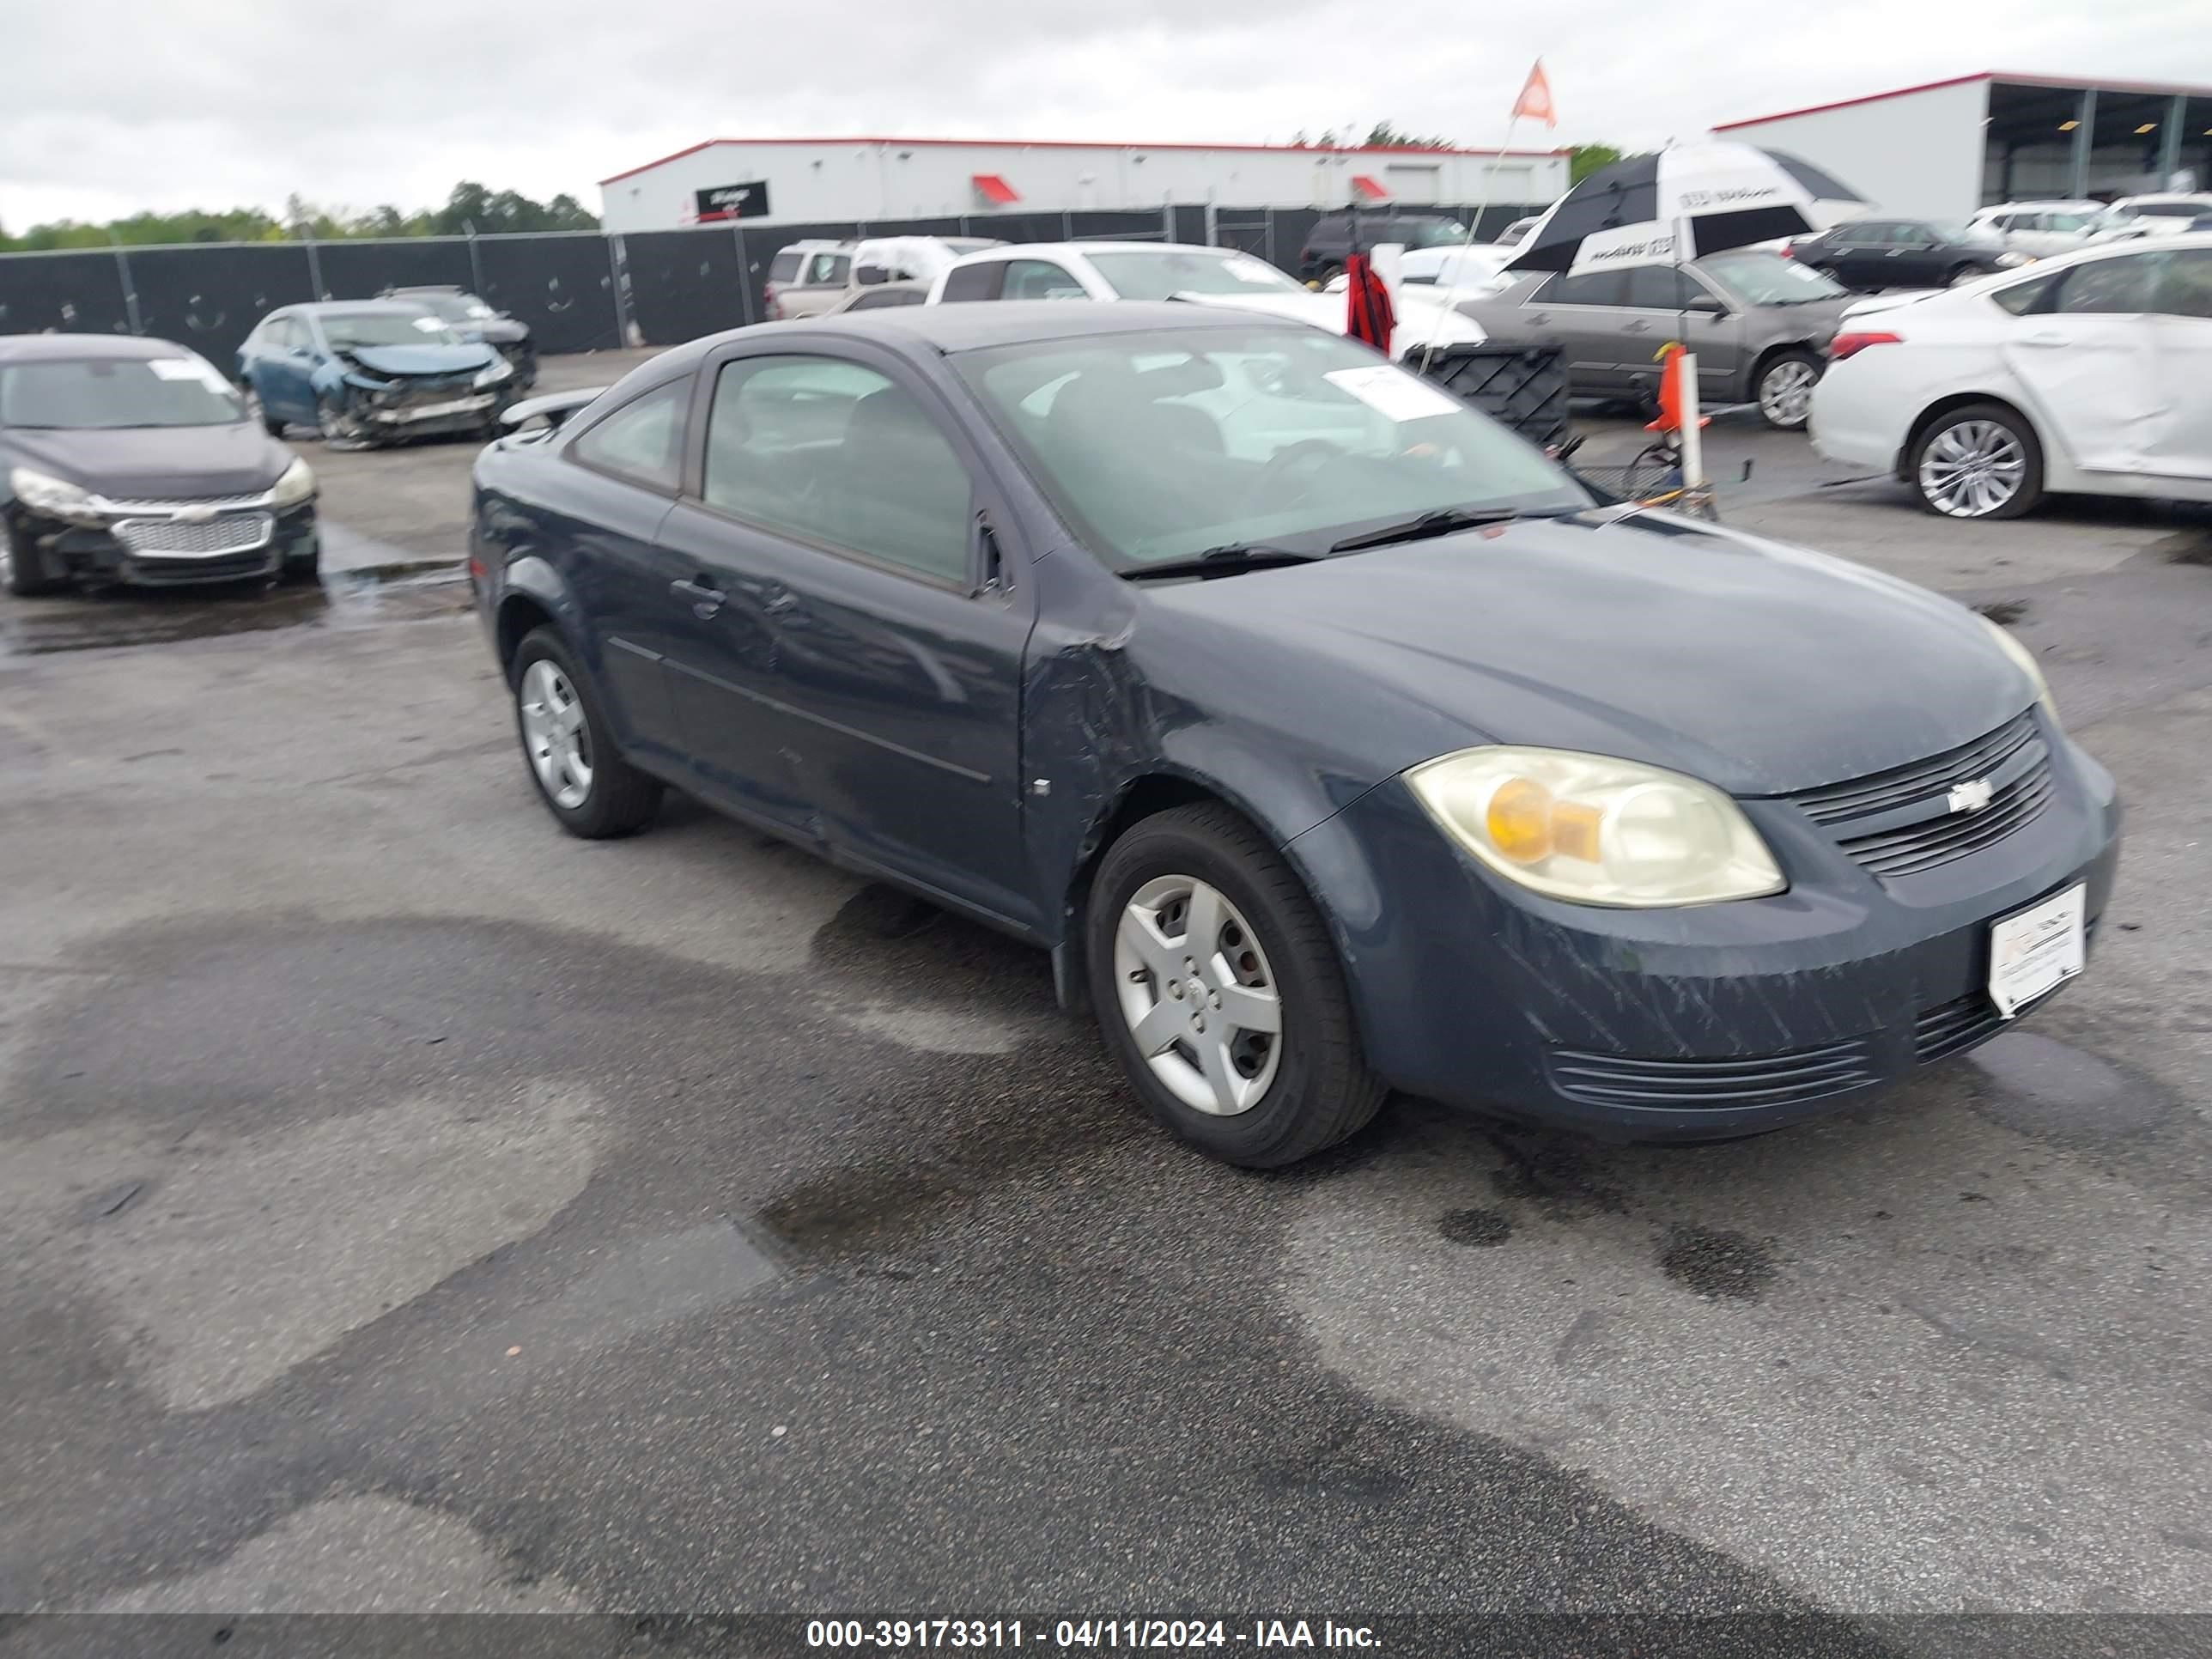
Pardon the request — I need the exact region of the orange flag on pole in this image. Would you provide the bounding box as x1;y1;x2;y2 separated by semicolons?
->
1511;59;1557;128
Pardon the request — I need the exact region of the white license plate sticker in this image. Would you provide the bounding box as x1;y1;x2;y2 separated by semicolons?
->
1988;884;2086;1018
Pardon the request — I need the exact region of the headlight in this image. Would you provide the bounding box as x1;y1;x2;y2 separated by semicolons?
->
1995;251;2033;268
1978;612;2057;720
269;455;316;508
8;466;99;521
474;359;514;389
1405;746;1786;907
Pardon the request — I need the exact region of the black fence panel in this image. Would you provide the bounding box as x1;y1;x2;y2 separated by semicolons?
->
131;244;313;367
1269;209;1322;275
1211;210;1275;266
0;251;133;338
1171;206;1208;246
624;228;747;347
859;216;964;240
1066;209;1172;242
313;239;477;301
966;211;1064;247
477;234;621;355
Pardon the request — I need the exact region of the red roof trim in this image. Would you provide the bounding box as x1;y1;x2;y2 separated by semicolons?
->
1714;73;1991;131
600;136;1571;185
1717;70;2212;132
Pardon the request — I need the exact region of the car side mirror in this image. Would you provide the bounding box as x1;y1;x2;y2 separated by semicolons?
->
1684;295;1725;316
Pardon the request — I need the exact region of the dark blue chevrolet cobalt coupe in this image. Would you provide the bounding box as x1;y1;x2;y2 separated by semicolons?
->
469;303;2118;1167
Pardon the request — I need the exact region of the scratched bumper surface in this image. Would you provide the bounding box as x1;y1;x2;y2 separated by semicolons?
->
1303;728;2122;1140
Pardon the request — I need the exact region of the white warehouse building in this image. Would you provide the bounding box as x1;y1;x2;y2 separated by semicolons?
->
596;136;1571;232
1715;71;2212;223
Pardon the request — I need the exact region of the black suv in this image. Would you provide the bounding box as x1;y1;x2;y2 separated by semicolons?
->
1297;212;1472;283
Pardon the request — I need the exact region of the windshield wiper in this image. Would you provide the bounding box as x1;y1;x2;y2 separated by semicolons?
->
1328;507;1530;553
1119;544;1323;582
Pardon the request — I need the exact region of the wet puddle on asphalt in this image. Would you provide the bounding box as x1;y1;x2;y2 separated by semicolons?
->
0;549;471;659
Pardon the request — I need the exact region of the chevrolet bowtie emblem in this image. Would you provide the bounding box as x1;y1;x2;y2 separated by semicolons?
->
1948;777;1995;814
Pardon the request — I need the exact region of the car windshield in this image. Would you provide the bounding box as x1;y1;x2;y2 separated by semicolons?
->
1699;250;1845;304
1085;251;1303;300
955;323;1589;568
319;310;461;349
1400;220;1473;249
0;356;245;429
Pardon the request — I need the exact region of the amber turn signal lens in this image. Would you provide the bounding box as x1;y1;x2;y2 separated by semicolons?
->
1486;777;1554;864
1552;799;1604;863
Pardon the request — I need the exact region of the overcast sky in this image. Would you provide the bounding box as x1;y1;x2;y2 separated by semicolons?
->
6;0;2209;229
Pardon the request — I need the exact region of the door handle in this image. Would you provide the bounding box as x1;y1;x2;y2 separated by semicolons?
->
1528;313;1550;325
2019;331;2068;347
671;577;726;617
1623;320;1650;333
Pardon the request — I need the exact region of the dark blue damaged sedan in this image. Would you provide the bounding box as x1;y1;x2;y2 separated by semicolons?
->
468;302;2120;1167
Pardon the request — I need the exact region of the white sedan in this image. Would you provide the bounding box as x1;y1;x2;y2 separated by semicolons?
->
924;242;1486;362
1809;233;2212;520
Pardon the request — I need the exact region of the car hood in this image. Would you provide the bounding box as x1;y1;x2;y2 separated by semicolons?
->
1146;513;2030;797
4;422;289;500
338;343;499;377
1753;293;1856;337
1170;289;1486;359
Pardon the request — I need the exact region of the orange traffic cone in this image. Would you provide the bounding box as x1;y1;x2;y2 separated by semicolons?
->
1645;342;1711;435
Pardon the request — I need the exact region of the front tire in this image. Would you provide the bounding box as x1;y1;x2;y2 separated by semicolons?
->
1753;349;1821;431
3;525;69;597
511;626;661;838
245;385;285;437
1910;401;2045;520
1085;803;1385;1168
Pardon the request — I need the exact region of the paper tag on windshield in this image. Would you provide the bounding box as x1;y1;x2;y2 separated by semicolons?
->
413;316;447;332
149;357;231;391
1323;365;1460;422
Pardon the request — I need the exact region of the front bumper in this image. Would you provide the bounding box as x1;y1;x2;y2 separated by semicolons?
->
1301;718;2122;1140
8;499;318;588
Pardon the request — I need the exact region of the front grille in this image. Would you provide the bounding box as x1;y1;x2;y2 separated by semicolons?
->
112;513;273;556
1787;711;2055;880
1914;992;2004;1062
1547;1035;1877;1110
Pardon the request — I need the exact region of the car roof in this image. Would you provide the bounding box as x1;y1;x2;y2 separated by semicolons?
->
640;301;1302;377
1978;200;2098;211
954;241;1235;261
298;299;436;316
386;284;466;293
0;332;203;363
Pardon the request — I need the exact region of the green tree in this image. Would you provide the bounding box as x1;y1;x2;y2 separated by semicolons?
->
1569;144;1625;185
1362;121;1454;150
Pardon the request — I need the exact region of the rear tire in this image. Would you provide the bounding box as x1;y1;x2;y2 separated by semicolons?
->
1085;803;1384;1168
1909;401;2045;520
1753;349;1821;431
510;626;660;838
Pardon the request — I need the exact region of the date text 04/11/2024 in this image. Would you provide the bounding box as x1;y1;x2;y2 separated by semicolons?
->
803;1620;1383;1649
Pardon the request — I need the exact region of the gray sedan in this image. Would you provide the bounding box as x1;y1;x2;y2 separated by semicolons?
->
1456;250;1856;429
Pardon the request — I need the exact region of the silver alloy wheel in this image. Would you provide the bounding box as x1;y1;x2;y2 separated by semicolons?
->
519;658;592;809
1918;419;2027;517
1758;358;1817;427
1113;874;1284;1116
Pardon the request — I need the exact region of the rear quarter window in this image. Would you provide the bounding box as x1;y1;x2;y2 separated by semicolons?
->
768;252;802;283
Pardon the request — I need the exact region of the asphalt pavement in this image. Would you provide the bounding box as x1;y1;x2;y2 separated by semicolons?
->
3;349;2210;1653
